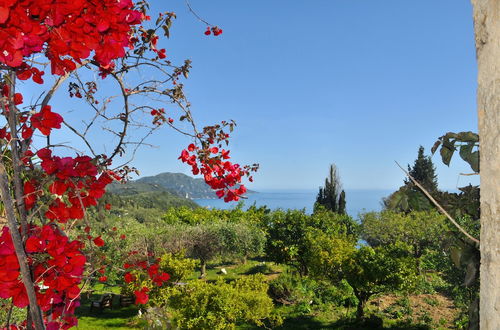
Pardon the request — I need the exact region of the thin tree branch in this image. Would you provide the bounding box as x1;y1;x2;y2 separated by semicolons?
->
4;71;29;237
40;61;89;109
185;0;211;26
395;161;480;245
459;172;479;176
0;161;45;330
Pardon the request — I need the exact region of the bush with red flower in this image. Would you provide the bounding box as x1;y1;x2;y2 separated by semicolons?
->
0;0;254;329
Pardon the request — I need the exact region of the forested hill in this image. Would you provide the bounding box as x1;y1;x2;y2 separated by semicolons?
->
135;172;223;199
106;180;199;211
109;171;255;200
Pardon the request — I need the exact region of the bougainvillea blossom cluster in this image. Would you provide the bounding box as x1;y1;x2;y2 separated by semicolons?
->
178;122;258;202
204;25;223;36
0;225;85;329
0;0;142;77
0;91;121;328
123;256;170;305
0;0;253;328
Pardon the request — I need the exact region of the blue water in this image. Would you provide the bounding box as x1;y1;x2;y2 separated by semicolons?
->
194;189;392;219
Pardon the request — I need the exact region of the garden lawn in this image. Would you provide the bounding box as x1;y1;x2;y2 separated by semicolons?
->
75;291;140;329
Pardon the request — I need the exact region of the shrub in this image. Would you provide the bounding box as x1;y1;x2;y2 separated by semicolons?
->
168;275;281;329
268;272;356;310
158;252;198;284
244;263;275;275
121;252;197;306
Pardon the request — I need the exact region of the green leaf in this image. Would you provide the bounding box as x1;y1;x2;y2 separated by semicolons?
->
459;143;473;160
440;146;454;166
162;25;170;38
431;140;441;155
457;131;479;143
459;143;479;173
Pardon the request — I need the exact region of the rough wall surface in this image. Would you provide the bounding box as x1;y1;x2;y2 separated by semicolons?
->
471;0;500;329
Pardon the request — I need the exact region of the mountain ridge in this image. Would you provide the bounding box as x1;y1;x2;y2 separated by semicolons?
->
110;171;254;199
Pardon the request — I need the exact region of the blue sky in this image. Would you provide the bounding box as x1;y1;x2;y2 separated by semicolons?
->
25;0;480;191
132;0;479;191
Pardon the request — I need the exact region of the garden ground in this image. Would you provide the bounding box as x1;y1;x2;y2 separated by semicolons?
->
75;260;460;330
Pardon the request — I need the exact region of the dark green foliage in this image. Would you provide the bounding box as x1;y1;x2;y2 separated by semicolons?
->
244;263;275;275
268;272;356;309
121;253;198;307
111;191;197;210
431;131;481;330
315;164;346;214
79;204;466;328
404;146;438;193
431;131;479;173
263;210;311;276
383;186;433;213
384;146;437;212
338;190;346;215
436;184;480;221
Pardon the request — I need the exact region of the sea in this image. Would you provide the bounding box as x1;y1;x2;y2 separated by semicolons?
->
194;189;393;219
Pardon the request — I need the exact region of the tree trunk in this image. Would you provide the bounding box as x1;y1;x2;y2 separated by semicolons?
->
356;298;367;320
470;1;500;329
0;164;45;330
199;260;207;278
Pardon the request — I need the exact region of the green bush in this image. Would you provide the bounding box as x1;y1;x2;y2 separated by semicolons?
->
268;272;356;310
244;263;275;275
158;252;198;284
263;209;358;276
168;275;281;329
121;252;197;306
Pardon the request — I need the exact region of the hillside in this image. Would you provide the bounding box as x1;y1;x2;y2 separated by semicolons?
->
108;171;254;200
106;181;198;211
135;172;221;199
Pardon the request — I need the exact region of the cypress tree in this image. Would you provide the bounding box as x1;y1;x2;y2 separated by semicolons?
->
384;146;438;212
338;190;346;215
405;146;438;192
315;164;346;214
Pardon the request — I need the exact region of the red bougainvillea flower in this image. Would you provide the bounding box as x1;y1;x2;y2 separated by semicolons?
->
31;105;63;136
93;236;105;247
134;287;149;305
124;272;136;283
0;225;85;328
23;179;39;210
179;138;257;202
0;0;143;79
13;92;22;105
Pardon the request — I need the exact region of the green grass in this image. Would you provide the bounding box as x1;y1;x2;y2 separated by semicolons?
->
75;292;140;329
187;259;282;282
